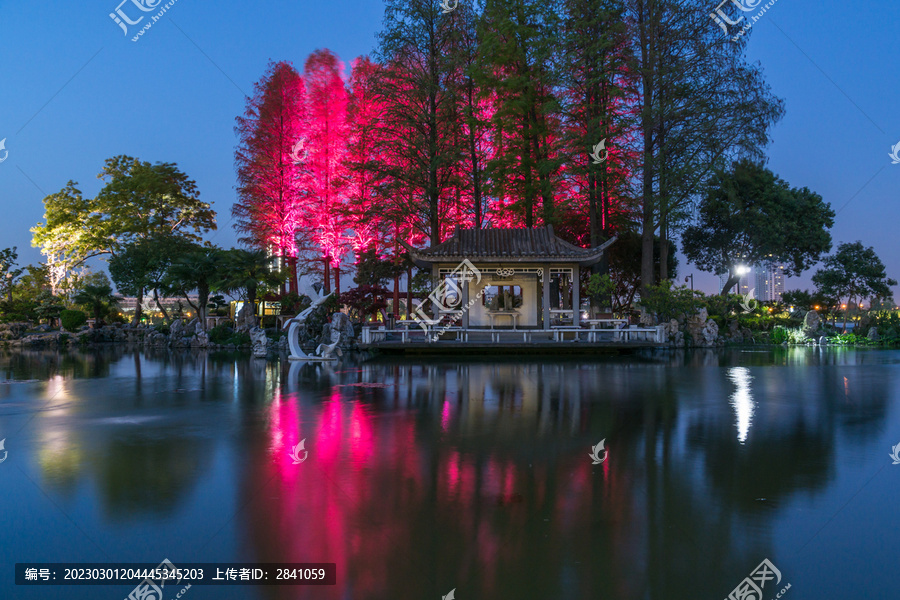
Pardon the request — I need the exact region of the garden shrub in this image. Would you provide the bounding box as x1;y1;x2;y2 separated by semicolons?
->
638;281;698;322
771;326;788;344
209;324;234;345
230;332;251;346
60;309;87;331
785;328;808;344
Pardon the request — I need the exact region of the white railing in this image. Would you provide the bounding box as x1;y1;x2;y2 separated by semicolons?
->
361;324;666;345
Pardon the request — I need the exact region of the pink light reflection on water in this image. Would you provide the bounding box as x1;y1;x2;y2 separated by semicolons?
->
317;393;343;465
267;391;304;484
441;399;451;431
348;402;374;466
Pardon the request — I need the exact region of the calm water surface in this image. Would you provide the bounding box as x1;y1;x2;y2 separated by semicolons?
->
1;347;899;599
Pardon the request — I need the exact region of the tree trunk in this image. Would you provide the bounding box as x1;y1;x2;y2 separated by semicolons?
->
288;255;298;295
248;286;258;328
720;272;739;296
638;0;657;299
153;288;171;324
407;265;413;320
198;283;209;330
334;264;341;297
134;287;144;325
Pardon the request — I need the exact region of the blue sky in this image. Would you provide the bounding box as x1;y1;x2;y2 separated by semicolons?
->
0;0;897;297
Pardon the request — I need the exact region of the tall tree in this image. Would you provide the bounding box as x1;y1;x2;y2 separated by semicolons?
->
625;0;784;295
560;0;635;250
375;0;461;244
300;49;351;295
681;160;834;295
344;56;391;256
444;0;493;229
233;61;307;295
475;0;563;228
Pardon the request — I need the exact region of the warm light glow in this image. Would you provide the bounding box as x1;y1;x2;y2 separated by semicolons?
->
814;306;820;310
841;304;847;309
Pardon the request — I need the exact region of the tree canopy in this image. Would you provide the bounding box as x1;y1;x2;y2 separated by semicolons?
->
681;160;834;295
812;241;896;309
32;156;216;294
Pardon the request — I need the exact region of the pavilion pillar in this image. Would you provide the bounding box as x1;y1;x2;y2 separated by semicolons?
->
572;264;580;327
432;264;440;322
461;274;470;329
542;266;551;330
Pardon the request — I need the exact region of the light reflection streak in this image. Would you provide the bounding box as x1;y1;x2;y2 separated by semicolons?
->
728;367;754;444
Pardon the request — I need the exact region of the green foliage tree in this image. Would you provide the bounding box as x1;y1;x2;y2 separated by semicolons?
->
354;249;406;287
109;236;195;324
164;246;224;330
559;0;634;252
474;0;563;227
375;0;461;244
207;294;229;316
637;280;698;322
682;160;834;295
586;231;676;312
217;249;286;327
781;289;835;313
0;247;24;302
74;283;119;326
628;1;785;293
60;309;87;332
14;264;51;302
31;157;216;295
34;291;66;326
340;285;389;322
812;242;897;323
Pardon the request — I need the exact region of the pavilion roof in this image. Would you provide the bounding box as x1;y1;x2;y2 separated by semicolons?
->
407;226;616;267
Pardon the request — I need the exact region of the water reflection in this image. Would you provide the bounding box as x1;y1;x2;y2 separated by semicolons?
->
1;347;899;599
728;367;754;443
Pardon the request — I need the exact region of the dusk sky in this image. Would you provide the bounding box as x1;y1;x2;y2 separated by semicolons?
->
1;0;897;296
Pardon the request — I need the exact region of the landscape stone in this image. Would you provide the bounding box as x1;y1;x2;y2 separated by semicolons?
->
249;326;268;357
802;310;821;337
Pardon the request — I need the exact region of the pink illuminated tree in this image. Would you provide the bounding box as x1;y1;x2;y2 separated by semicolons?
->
233;60;307;295
299;49;351;295
344;56;391;258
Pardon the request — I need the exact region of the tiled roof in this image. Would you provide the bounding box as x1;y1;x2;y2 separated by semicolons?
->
409;226;615;265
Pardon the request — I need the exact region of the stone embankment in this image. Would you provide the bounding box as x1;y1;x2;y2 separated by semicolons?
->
0;319;290;354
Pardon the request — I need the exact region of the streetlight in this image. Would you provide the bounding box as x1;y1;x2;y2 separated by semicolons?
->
684;274;695;312
5;273;11;303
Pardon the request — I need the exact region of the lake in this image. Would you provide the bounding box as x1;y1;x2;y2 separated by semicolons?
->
1;346;899;599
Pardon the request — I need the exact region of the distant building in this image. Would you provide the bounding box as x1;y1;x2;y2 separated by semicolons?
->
718;264;785;302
